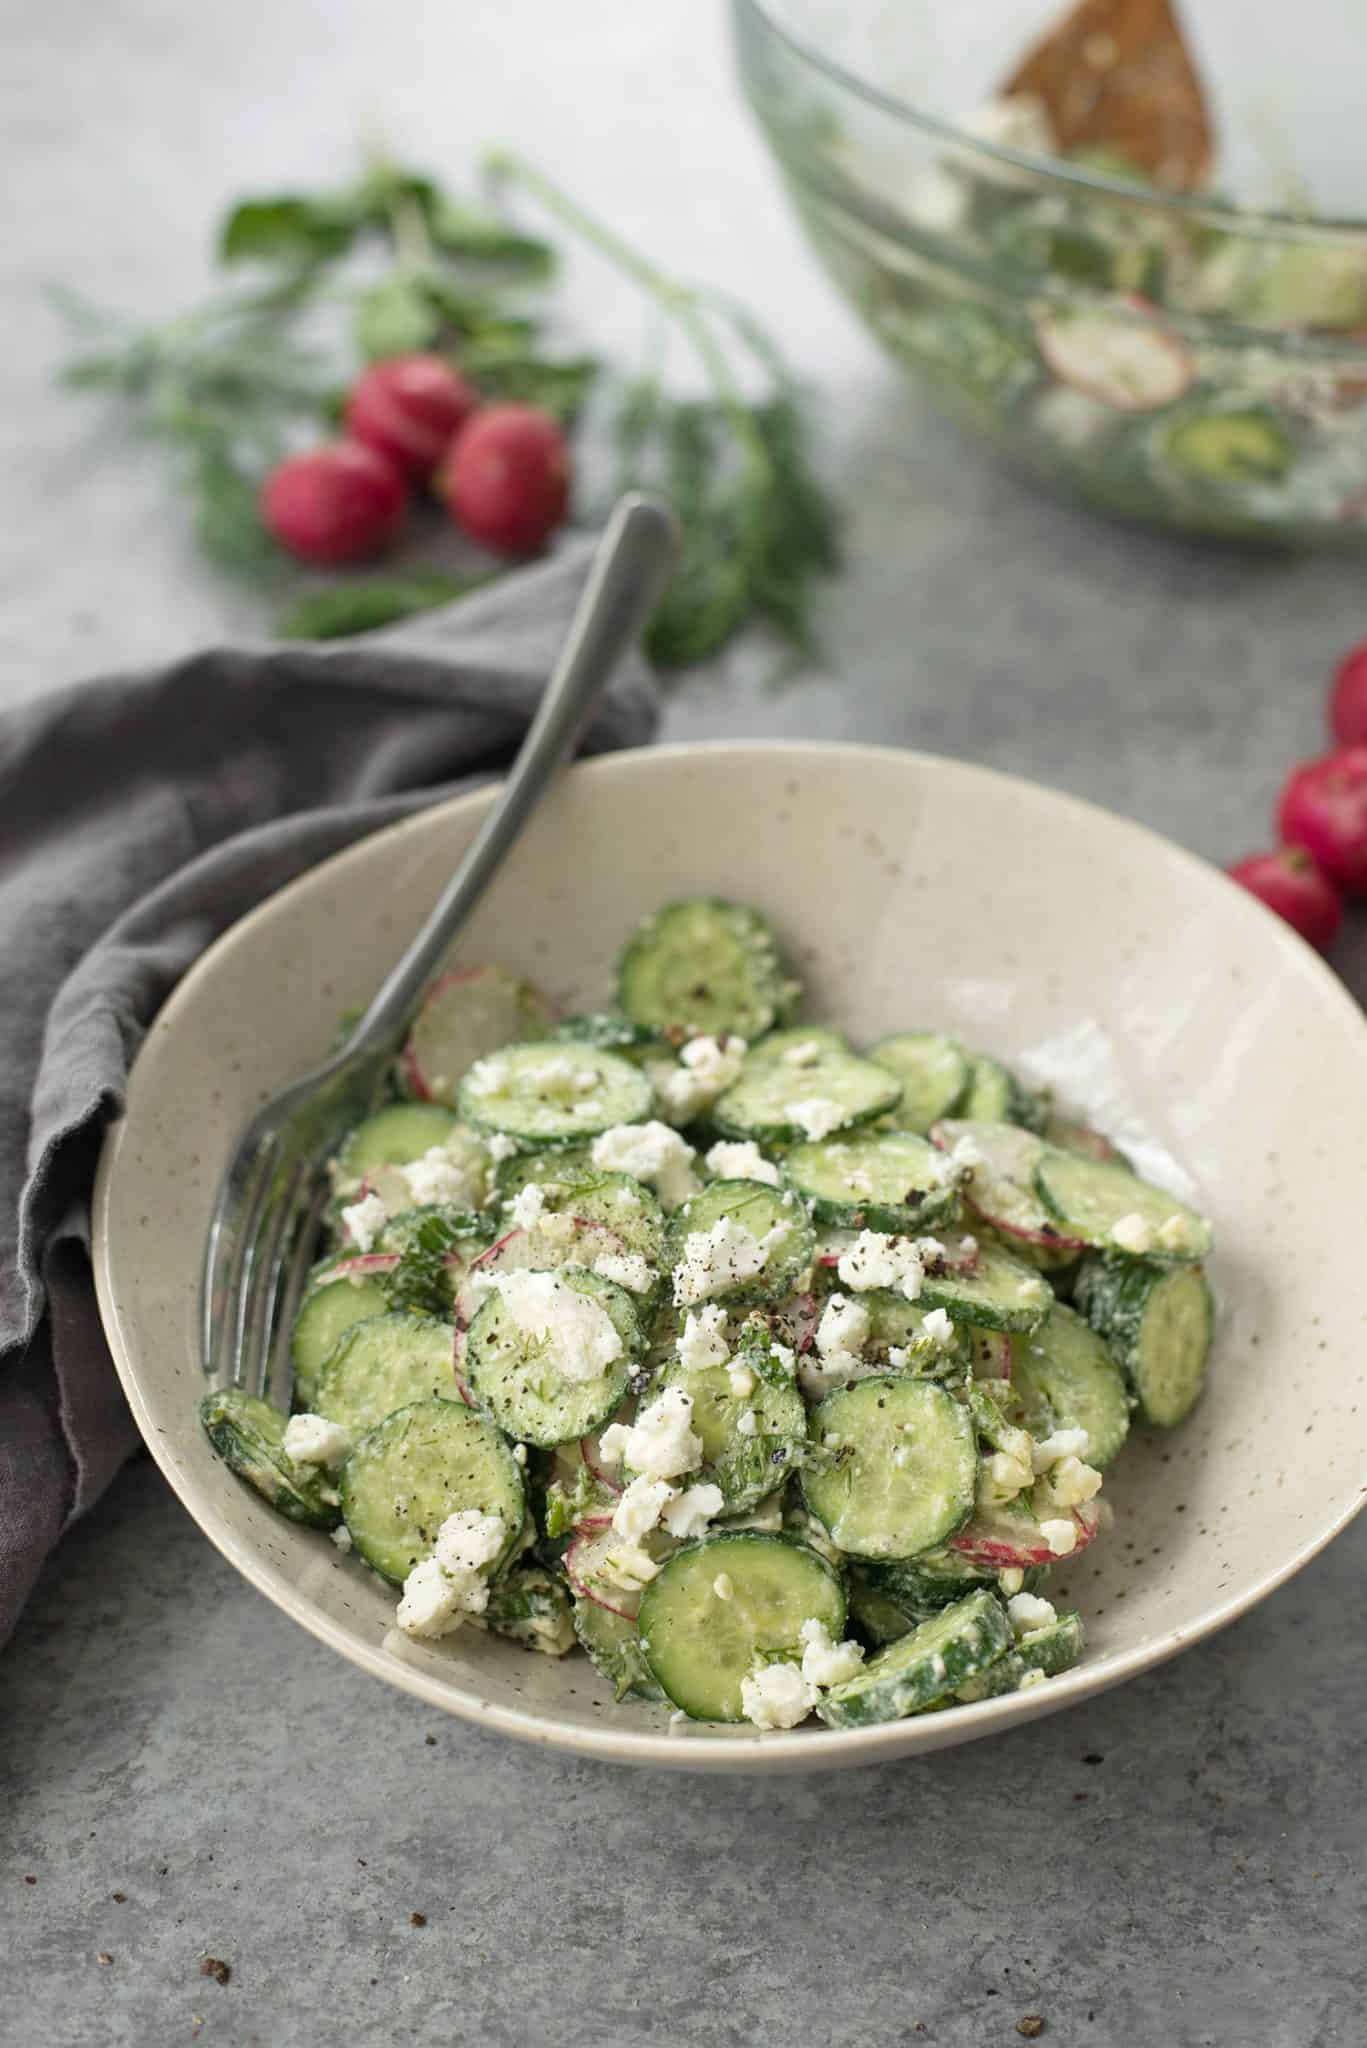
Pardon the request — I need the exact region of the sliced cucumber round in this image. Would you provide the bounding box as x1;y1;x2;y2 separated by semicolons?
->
860;1289;972;1371
918;1229;1054;1333
199;1388;341;1529
867;1032;970;1132
953;1608;1084;1702
340;1398;525;1585
498;1164;666;1276
403;965;556;1107
712;1034;901;1146
573;1593;664;1701
617;897;800;1042
1035;1152;1213;1261
665;1180;816;1310
335;1103;465;1184
290;1276;390;1409
816;1587;1011;1728
1074;1253;1213;1427
459;1042;652;1147
782;1129;959;1232
802;1376;976;1560
464;1266;641;1446
637;1533;844;1722
554;1010;664;1063
314;1311;460;1439
658;1347;807;1513
1009;1301;1132;1466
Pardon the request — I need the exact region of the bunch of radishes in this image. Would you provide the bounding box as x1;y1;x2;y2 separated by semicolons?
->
260;354;570;567
1228;644;1367;953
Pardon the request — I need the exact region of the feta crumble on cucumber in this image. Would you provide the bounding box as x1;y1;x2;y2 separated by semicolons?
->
199;895;1218;1731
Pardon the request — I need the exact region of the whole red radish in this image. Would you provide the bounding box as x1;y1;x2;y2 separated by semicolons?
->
345;354;478;480
1329;639;1367;746
261;442;406;565
1227;847;1343;953
445;403;570;555
1277;746;1367;895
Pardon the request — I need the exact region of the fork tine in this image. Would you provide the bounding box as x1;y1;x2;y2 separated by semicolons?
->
237;1151;308;1400
204;1137;279;1389
265;1176;333;1413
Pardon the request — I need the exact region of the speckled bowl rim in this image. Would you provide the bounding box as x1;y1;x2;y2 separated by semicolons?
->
93;741;1367;1772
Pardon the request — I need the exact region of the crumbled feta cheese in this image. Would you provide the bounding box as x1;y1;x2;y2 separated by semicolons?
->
783;1039;824;1068
492;1270;623;1383
1032;1427;1091;1473
736;1408;758;1438
509;1182;546;1231
331;1524;353;1553
680;1034;747;1086
920;1307;957;1349
978;1443;1035;1508
649;1036;747;1123
282;1412;352;1470
464;1055;509;1096
512;1442;528;1466
1007;1592;1058;1640
998;1567;1024;1596
817;1292;871;1360
592;1250;655;1295
886;1346;909;1372
1157;1212;1206;1254
677;1304;730;1373
916;1237;947;1265
836;1231;924;1301
741;1660;817;1731
713;1572;735;1602
1016;1667;1049;1691
598;1386;702;1480
395;1557;467;1638
798;1617;865;1689
434;1508;506;1575
612;1474;676;1542
524;1054;598;1098
727;1363;756;1399
660;1482;725;1540
704;1139;781;1187
960;1234;978;1257
590;1120;699;1210
485;1132;518;1163
672;1217;783;1308
931;1134;984;1188
600;1541;661;1590
1040;1516;1079;1557
1038;1455;1104;1511
402;1144;482;1209
789;1097;848;1142
1110;1212;1156;1255
341;1190;388;1253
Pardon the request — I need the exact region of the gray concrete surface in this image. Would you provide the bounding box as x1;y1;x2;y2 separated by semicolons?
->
3;4;1366;2044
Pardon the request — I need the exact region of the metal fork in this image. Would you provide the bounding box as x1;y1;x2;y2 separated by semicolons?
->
201;492;680;1401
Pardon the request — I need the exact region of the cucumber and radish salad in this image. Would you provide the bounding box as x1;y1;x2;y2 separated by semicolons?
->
200;896;1217;1733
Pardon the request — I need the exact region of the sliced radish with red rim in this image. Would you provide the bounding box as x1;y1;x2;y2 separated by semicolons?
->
931;1119;1086;1251
1034;294;1194;414
949;1499;1101;1569
565;1516;640;1620
403;964;556;1107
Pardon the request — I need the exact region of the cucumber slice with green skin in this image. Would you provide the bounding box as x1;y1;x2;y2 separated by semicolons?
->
816;1588;1011;1728
859;1289;972;1371
931;1119;1086;1252
917;1229;1054;1334
637;1533;845;1722
340;1398;525;1585
483;1566;575;1656
617;897;801;1043
1034;1153;1213;1262
335;1104;466;1184
314;1311;460;1439
743;1027;848;1068
499;1169;666;1277
961;1056;1048;1133
954;1610;1084;1702
712;1034;901;1146
847;1567;923;1648
573;1593;665;1701
460;1042;652;1147
1074;1254;1214;1427
455;1220;642;1329
802;1376;976;1560
665;1180;816;1310
493;1146;594;1197
403;965;557;1107
554;1010;664;1058
658;1346;807;1513
863;1551;1045;1619
464;1266;641;1447
1009;1302;1132;1467
867;1032;970;1133
200;1389;342;1529
290;1276;391;1408
782;1129;960;1232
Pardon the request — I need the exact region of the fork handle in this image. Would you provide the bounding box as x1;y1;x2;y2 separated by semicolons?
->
347;492;680;1048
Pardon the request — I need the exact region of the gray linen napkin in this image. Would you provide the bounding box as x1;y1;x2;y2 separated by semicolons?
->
0;538;659;1646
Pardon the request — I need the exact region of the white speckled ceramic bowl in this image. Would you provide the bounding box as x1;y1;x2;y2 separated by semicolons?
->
93;743;1367;1771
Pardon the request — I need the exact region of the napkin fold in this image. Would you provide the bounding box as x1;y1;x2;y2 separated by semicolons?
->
0;539;659;1646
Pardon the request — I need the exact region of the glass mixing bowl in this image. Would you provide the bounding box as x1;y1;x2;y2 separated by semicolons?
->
734;0;1367;542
